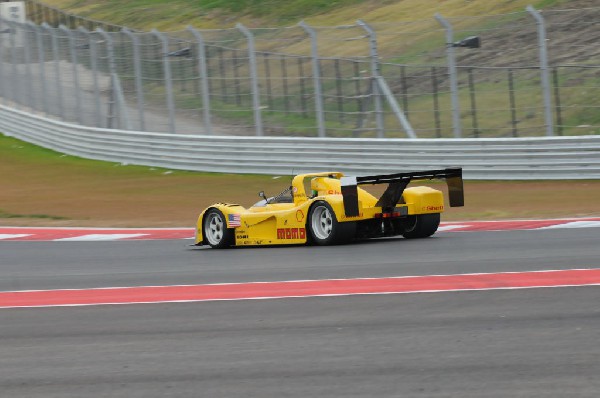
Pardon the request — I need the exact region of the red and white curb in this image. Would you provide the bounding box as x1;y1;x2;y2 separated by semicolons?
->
1;268;599;308
437;217;600;232
0;227;192;242
0;217;599;241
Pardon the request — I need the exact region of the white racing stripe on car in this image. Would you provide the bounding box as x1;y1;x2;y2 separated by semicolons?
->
537;221;600;230
54;234;148;241
0;234;31;240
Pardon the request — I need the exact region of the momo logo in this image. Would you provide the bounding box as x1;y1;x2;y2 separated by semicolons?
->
277;228;306;240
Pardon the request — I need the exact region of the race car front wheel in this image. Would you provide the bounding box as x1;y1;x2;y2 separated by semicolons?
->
203;209;233;248
308;201;355;245
401;213;440;239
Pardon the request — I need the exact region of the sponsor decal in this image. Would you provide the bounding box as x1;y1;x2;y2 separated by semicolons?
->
422;205;444;212
228;213;242;227
296;210;305;222
236;234;249;239
277;227;306;240
327;190;341;195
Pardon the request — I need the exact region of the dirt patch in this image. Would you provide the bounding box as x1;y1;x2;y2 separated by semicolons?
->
3;180;599;227
2;135;598;227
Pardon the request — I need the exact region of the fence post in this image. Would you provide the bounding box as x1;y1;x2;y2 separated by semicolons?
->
400;65;409;117
59;24;83;124
0;20;4;104
79;26;102;127
187;26;212;135
507;69;518;137
22;22;34;112
33;23;48;114
358;20;415;139
357;20;384;137
8;20;19;107
151;29;176;133
122;28;146;131
281;56;290;115
526;5;554;136
262;53;272;109
435;13;462;138
42;23;65;120
467;68;479;138
97;27;132;130
431;66;441;138
236;23;263;136
552;67;563;136
299;21;326;138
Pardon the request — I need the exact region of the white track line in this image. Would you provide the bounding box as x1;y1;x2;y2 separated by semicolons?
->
54;234;148;241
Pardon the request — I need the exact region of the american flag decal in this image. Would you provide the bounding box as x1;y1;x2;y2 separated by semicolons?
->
228;214;241;227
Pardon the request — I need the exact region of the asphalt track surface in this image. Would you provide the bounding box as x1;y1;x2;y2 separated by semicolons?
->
1;228;599;397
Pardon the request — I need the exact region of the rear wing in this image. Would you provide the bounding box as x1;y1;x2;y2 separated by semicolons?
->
340;167;464;217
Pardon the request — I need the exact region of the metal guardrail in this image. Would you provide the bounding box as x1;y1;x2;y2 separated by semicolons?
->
1;105;599;180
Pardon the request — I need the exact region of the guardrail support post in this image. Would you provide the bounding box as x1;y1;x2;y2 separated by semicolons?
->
237;23;263;136
526;5;554;136
187;26;212;135
435;13;462;138
299;21;326;138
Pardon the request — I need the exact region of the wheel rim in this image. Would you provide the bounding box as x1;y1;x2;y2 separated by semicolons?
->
311;205;333;240
205;213;224;246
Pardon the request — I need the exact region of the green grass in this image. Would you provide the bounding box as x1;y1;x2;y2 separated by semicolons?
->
44;0;572;29
0;209;68;220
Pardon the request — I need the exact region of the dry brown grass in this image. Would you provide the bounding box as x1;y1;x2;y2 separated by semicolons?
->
1;135;598;227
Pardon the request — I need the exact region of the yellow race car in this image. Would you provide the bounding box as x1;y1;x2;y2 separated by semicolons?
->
195;168;464;248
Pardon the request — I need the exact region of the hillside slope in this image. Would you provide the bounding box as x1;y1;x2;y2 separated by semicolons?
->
40;0;571;30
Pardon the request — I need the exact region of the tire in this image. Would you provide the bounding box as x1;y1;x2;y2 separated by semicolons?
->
401;213;440;239
307;201;355;246
203;209;234;248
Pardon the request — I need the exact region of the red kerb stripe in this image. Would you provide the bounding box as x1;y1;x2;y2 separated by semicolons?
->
1;269;599;308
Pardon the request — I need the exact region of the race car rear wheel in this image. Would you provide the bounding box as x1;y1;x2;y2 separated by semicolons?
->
308;201;355;245
203;209;233;249
401;213;440;239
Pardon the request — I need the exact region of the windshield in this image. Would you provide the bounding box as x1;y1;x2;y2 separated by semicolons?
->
252;186;293;207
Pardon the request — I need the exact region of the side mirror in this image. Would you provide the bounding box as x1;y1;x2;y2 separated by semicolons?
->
258;191;267;201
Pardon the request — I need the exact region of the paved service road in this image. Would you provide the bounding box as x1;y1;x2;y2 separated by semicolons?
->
1;228;599;397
